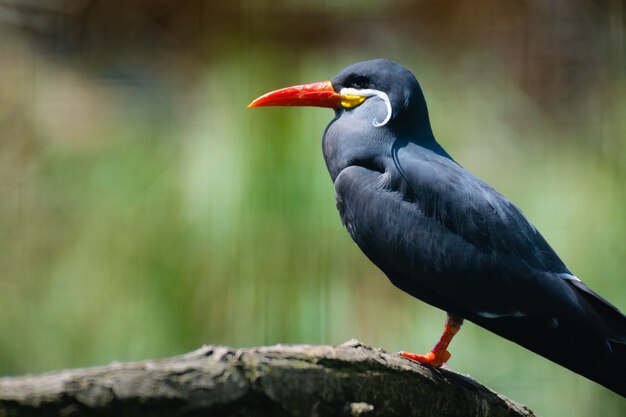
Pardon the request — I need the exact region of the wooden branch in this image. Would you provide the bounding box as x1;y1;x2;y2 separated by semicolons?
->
0;339;535;417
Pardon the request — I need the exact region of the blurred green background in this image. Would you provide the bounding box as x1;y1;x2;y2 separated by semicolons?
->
0;0;624;414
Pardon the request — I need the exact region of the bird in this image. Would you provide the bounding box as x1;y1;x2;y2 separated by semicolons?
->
248;59;626;397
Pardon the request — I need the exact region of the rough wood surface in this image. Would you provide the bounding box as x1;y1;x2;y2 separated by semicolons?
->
0;339;535;417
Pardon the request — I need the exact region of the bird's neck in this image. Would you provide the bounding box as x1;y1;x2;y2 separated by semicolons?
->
322;116;386;182
395;99;435;141
322;102;442;183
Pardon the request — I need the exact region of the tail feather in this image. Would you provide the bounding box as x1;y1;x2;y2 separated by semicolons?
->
470;314;626;397
567;279;626;341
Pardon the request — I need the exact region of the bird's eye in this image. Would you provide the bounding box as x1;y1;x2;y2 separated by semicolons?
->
348;76;368;89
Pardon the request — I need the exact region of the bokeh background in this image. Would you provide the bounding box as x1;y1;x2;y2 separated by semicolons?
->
0;0;624;414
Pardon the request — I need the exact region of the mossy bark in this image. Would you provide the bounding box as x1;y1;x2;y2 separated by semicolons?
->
0;340;534;417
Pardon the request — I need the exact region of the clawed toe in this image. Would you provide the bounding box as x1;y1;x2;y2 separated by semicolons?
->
400;350;450;367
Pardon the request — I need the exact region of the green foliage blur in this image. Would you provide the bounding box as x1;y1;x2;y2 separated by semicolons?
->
0;1;624;415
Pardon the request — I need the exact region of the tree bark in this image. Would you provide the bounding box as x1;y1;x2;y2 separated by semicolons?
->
0;339;535;417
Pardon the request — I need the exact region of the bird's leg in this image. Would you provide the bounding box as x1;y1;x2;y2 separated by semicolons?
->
400;313;464;367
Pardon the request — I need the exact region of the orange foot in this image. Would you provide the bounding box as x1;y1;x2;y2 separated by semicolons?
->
400;349;451;367
399;313;464;367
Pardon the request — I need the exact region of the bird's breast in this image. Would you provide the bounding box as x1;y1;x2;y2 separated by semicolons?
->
333;164;412;261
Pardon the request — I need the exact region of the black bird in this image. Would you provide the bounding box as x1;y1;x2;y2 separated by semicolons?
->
248;59;626;397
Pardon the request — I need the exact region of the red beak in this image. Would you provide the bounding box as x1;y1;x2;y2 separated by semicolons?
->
247;80;342;108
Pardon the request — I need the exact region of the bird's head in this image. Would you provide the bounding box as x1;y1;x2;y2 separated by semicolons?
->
248;59;432;138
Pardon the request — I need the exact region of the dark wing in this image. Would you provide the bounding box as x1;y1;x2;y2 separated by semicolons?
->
393;142;568;274
335;162;576;319
335;141;625;333
397;143;626;330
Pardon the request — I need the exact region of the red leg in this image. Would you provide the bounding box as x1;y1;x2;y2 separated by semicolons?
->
401;313;464;367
